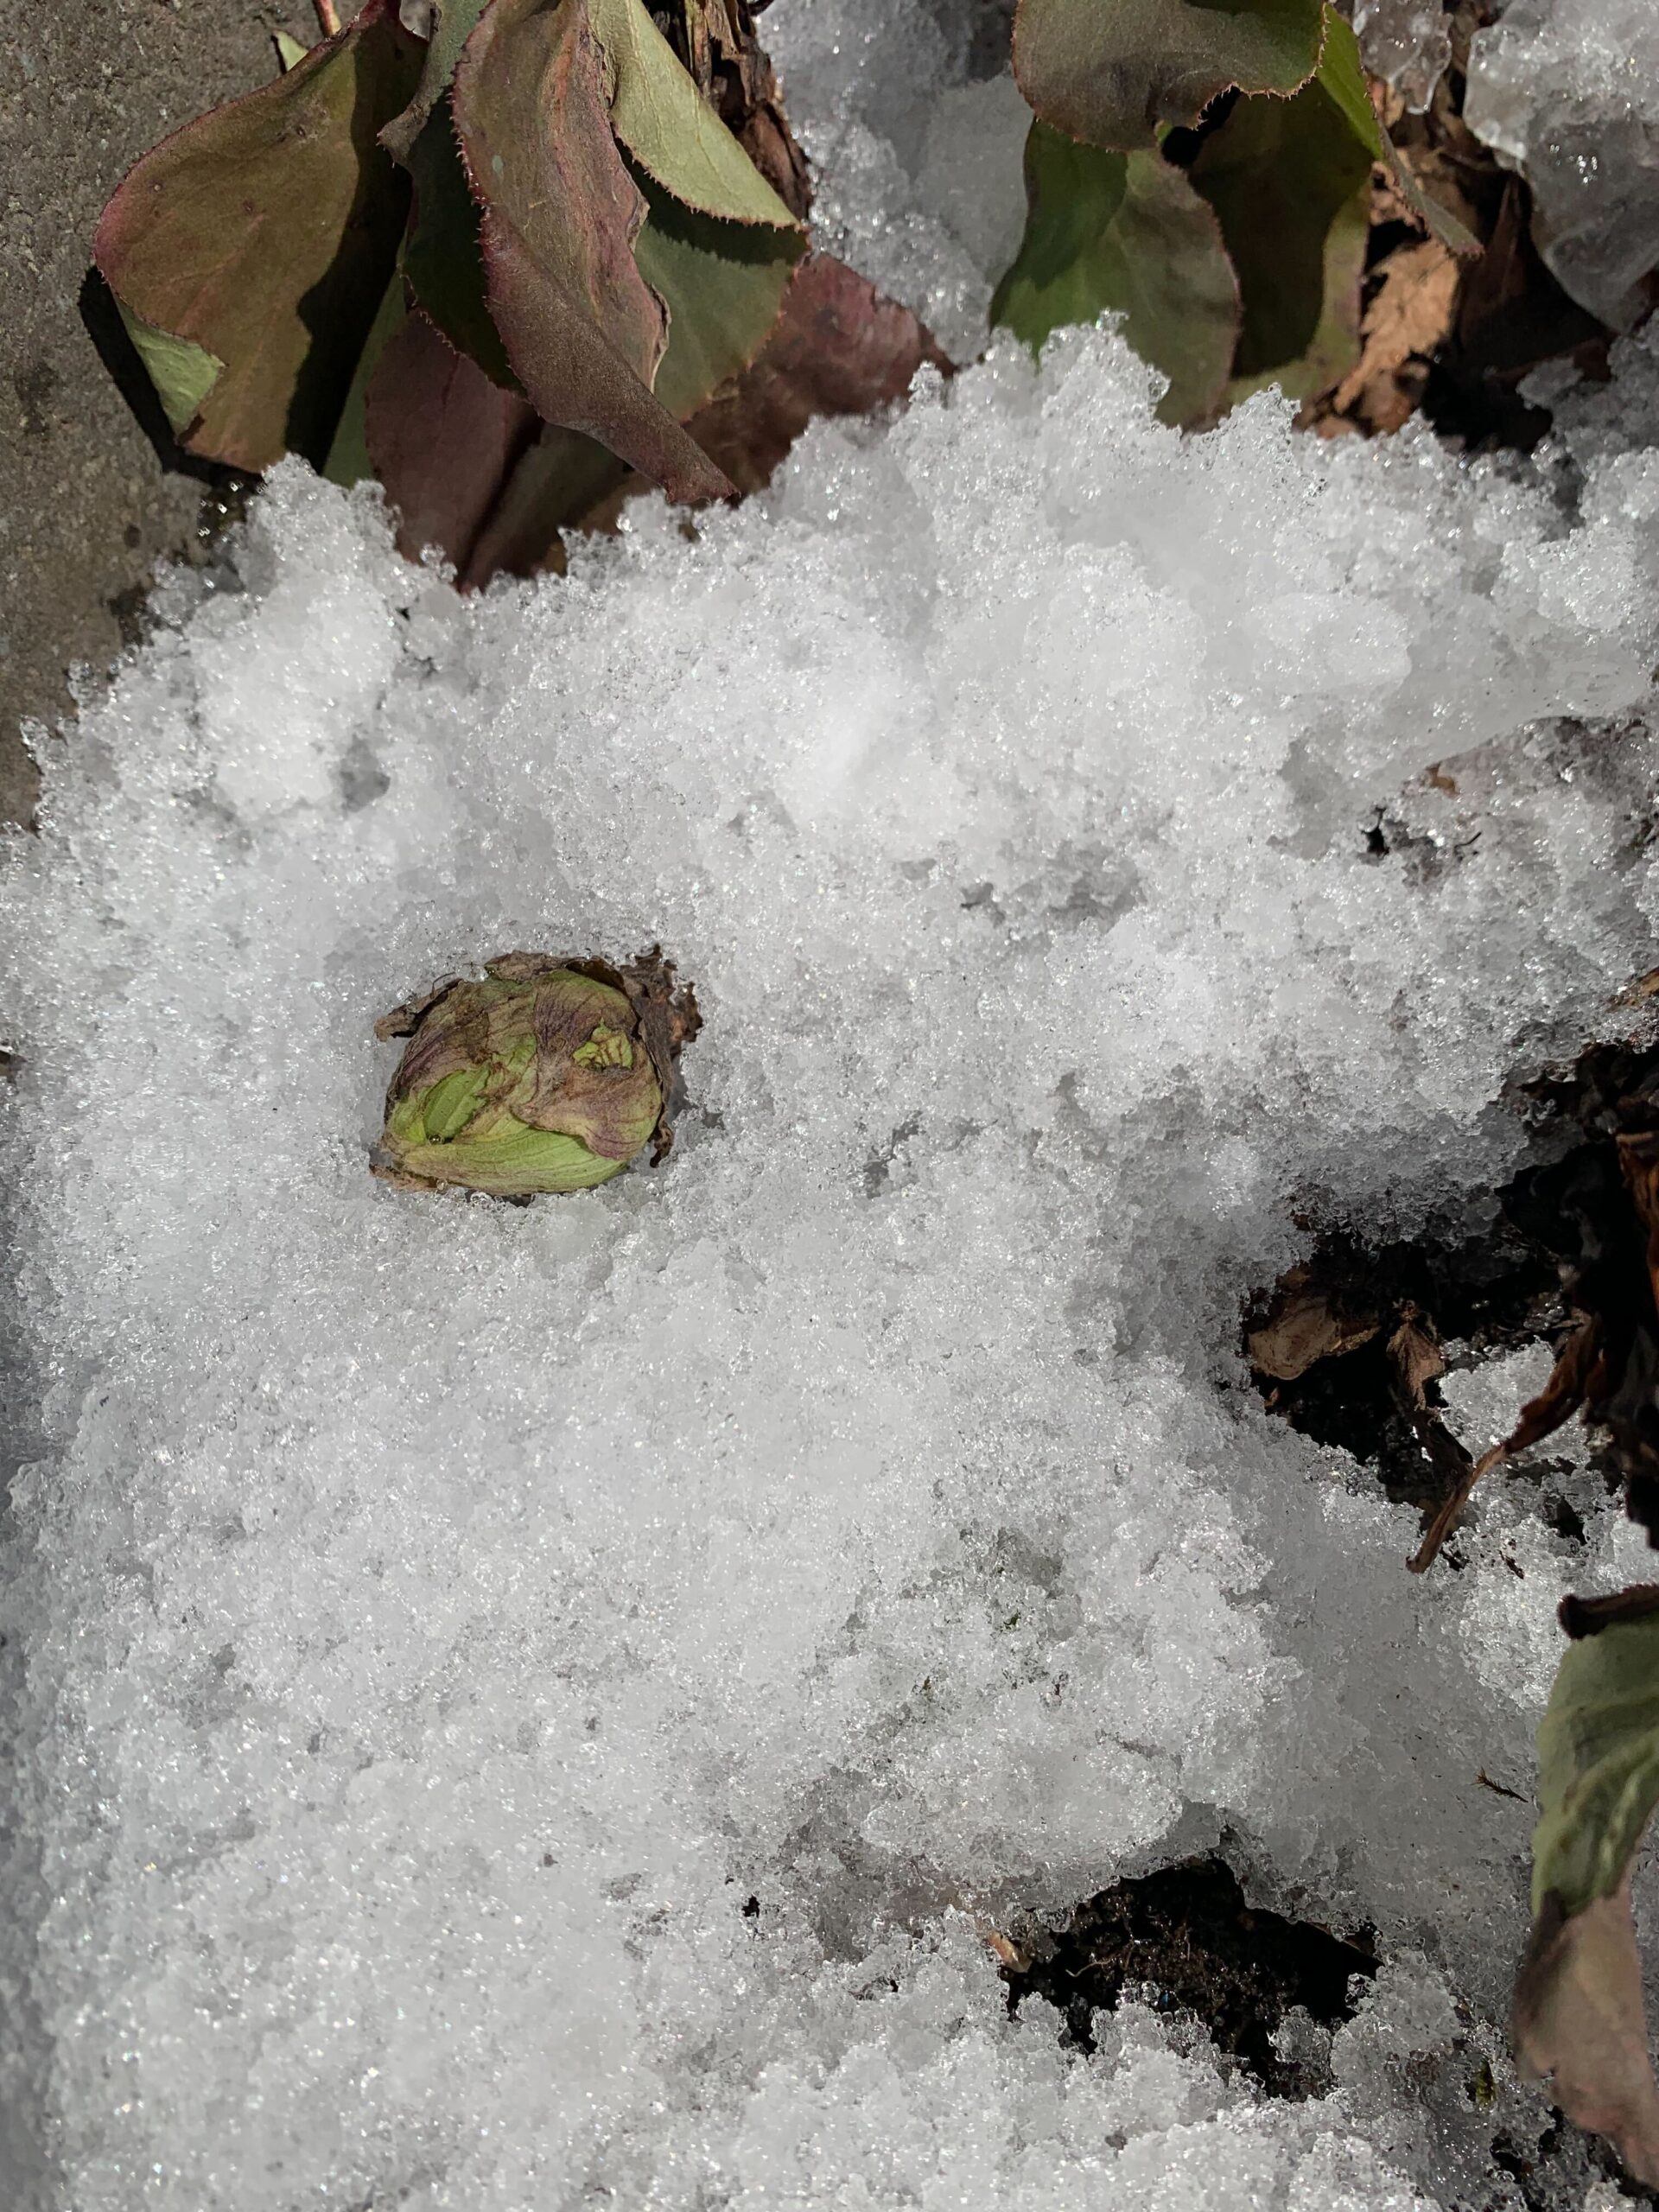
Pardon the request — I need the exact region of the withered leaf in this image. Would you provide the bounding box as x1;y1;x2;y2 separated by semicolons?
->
1618;1128;1659;1309
1387;1310;1446;1413
1327;237;1461;433
588;0;804;230
1411;1315;1609;1572
1246;1266;1380;1383
1560;1586;1659;1641
653;0;812;220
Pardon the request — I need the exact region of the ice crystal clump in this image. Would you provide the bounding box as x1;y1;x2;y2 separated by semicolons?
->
1352;0;1452;113
766;0;1030;361
1466;0;1659;327
5;312;1659;2205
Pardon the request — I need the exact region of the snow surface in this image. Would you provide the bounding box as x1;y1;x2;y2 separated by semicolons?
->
1466;0;1659;327
6;5;1659;2209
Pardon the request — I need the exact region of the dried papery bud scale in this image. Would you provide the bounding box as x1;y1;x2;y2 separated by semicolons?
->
371;950;700;1197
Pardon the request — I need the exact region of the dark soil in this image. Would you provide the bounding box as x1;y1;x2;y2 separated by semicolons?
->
1003;1855;1377;2100
1245;1032;1659;1540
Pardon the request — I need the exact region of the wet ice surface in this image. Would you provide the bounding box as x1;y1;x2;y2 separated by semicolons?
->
7;6;1659;2209
1351;0;1452;112
1466;0;1659;327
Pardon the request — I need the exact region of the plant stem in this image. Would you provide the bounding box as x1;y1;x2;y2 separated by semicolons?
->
314;0;341;36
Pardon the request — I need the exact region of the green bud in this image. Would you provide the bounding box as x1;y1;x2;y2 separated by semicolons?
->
371;950;700;1198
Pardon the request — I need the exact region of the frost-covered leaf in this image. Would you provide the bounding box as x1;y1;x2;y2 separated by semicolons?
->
989;124;1239;428
1189;14;1375;403
1515;1617;1659;2185
685;253;950;495
449;0;733;500
589;0;804;228
1012;0;1325;153
92;0;424;469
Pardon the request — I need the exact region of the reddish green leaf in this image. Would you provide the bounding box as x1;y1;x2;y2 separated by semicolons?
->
92;0;424;469
685;254;950;497
458;429;632;586
1513;1616;1659;2186
363;308;543;569
323;270;410;487
450;0;733;501
381;0;489;163
1012;0;1325;154
588;0;803;228
401;99;518;389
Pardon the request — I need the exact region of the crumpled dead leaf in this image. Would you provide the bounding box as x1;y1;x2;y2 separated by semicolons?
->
1326;236;1460;434
1246;1264;1380;1383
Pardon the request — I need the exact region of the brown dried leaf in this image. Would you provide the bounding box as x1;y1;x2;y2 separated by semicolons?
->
654;0;811;219
1328;238;1460;429
1453;175;1605;382
1387;1309;1446;1411
1514;1877;1659;2184
1246;1266;1380;1384
1560;1585;1659;1640
1619;1129;1659;1303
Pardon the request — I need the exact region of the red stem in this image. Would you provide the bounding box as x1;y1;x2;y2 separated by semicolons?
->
314;0;341;36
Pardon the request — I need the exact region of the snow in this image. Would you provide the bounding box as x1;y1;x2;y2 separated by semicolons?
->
4;6;1659;2209
1466;0;1659;327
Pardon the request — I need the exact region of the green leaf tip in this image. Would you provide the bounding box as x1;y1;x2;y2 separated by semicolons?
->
115;302;224;438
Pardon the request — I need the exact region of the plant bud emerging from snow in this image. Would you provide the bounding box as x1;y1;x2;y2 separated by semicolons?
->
371;950;700;1198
